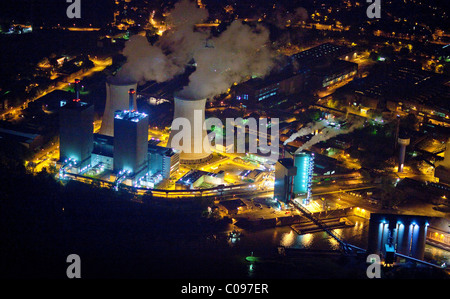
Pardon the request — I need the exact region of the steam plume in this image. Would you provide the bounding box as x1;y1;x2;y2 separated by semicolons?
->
294;118;365;154
283;120;328;145
179;20;274;99
116;0;275;100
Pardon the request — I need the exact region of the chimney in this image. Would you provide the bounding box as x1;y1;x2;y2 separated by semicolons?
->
129;89;136;111
74;79;80;100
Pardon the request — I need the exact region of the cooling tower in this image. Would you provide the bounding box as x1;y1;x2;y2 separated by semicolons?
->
167;93;212;164
99;77;138;136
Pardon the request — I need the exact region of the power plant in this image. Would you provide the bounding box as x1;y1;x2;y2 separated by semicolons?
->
59;80;179;187
167;92;212;164
99;76;138;137
59;79;94;170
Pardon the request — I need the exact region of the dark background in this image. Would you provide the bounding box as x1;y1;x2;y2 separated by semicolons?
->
0;0;115;26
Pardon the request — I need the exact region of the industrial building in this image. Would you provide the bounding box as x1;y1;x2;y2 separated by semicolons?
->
292;152;315;203
233;71;306;105
291;43;356;66
367;213;430;263
341;61;450;125
113;109;149;182
274;158;297;203
309;59;358;89
175;169;225;190
274;152;314;204
147;144;180;179
90;132;179;183
91;133;115;171
233;43;358;106
0;128;44;151
59;81;179;188
59;80;94;170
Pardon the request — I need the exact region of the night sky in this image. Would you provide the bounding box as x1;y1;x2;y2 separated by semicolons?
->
0;0;115;26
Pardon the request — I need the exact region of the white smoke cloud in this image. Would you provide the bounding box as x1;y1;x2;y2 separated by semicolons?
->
118;35;182;83
158;0;209;69
117;0;208;84
294;118;366;154
116;0;275;100
179;20;275;99
283;120;328;145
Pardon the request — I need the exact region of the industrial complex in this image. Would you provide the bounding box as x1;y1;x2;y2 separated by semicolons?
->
1;0;449;281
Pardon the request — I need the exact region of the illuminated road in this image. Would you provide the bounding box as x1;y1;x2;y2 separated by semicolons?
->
2;57;112;120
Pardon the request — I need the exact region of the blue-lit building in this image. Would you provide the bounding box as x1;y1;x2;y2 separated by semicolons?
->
147;143;180;179
90;132;179;183
293;152;314;203
274;152;314;204
367;213;429;262
113;110;149;181
59;96;94;170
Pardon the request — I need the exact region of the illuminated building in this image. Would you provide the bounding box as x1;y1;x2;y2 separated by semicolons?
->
91;133;114;170
367;213;429;262
59;80;94;170
291;42;356;66
233;72;306;105
310;59;358;89
175;169;224;190
147;144;180;179
274;158;297;203
293;152;314;203
350;61;450;125
90;133;179;182
113;109;149;181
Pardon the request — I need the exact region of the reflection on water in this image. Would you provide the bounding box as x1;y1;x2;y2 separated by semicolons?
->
237;216;448;268
276;216;370;250
424;245;450;267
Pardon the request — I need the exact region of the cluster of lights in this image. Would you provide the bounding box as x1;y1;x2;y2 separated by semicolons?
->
59;158;78;179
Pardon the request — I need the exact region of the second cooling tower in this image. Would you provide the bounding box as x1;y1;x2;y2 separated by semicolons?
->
99;77;138;136
167;93;212;164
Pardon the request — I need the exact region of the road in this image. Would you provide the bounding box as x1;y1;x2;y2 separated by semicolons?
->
2;57;112;121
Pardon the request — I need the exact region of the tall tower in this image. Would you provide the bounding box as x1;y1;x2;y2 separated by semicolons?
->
274;158;297;204
397;136;410;173
167;92;211;164
99;76;137;137
59;80;94;169
113;109;149;179
293;152;314;203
